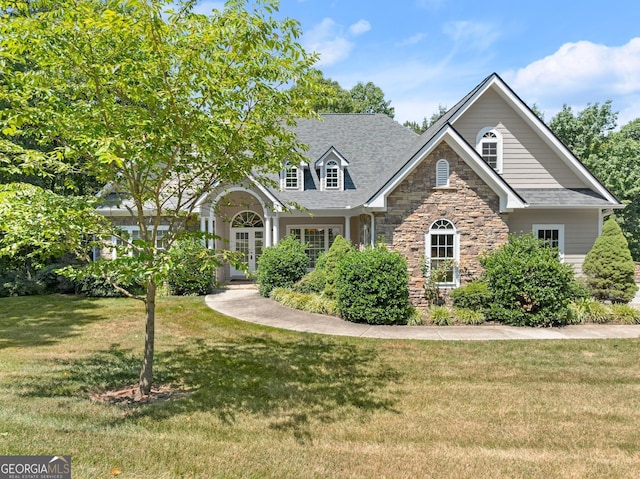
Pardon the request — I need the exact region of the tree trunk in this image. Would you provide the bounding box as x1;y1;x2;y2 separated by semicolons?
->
138;279;156;397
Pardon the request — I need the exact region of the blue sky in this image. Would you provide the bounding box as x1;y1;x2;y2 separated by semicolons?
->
196;0;640;126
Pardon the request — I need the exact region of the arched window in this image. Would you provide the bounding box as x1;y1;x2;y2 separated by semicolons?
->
476;127;503;173
435;159;449;187
231;211;264;228
284;162;299;189
425;219;459;287
325;160;339;189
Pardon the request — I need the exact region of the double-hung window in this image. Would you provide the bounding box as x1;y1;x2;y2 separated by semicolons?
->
476;127;503;173
425;219;459;287
533;224;565;259
287;225;342;268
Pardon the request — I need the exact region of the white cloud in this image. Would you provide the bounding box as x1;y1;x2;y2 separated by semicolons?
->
349;20;371;37
443;21;500;52
395;33;427;47
505;38;640;98
304;18;356;67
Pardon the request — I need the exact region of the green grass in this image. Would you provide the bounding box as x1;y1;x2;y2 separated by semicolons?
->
1;295;640;478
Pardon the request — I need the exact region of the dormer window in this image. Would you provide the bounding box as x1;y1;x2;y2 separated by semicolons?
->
281;161;303;191
325;160;339;189
315;147;349;191
476;127;503;173
285;163;299;189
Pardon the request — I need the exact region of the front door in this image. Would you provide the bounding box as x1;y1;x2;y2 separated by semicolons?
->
230;211;264;278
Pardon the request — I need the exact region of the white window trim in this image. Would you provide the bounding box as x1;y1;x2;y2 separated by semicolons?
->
286;224;343;268
112;225;169;258
425;219;460;288
533;224;565;260
435;159;450;187
324;160;340;190
476;127;503;174
282;162;302;191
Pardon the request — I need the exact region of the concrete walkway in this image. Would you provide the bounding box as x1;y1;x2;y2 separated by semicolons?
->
205;287;640;341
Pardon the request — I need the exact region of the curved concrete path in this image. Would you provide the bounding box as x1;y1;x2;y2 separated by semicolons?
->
205;288;640;341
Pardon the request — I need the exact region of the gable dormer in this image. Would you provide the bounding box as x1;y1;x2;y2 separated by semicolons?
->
315;147;349;191
280;160;307;191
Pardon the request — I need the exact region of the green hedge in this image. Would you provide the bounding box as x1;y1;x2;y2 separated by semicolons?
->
335;245;413;325
257;235;309;297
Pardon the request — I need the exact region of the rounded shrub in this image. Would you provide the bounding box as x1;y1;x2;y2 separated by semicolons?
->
583;218;638;303
480;233;575;327
315;235;354;298
334;244;412;325
291;268;327;294
450;280;492;311
256;235;309;297
166;239;218;295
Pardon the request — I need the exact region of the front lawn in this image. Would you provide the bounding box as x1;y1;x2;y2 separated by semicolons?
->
1;295;639;478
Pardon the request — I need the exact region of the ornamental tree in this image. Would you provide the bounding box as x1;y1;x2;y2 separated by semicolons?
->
583;218;638;303
0;0;321;397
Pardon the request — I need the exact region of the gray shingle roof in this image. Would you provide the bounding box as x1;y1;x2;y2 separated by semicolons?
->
516;188;613;207
266;113;418;209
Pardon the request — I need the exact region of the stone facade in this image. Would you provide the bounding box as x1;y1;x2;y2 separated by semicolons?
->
375;142;509;307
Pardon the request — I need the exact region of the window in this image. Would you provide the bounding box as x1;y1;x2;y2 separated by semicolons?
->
287;225;342;268
284;162;299;189
435;159;450;187
112;226;169;258
232;211;264;228
425;219;459;287
325;160;339;189
476;127;503;172
533;224;565;258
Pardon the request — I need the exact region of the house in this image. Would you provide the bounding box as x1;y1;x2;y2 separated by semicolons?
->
99;73;623;306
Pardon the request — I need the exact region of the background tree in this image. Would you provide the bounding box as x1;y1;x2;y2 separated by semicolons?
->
549;101;617;163
403;105;447;134
0;0;320;396
349;81;395;117
294;69;394;117
548;103;639;259
582;217;638;303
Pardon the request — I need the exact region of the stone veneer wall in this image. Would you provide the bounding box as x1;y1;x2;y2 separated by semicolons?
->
375;142;509;307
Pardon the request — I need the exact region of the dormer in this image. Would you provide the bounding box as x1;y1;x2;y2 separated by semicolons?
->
315;147;349;191
280;161;306;191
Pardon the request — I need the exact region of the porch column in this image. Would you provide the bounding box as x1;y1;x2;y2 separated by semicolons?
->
272;213;280;245
200;216;207;246
208;216;214;249
265;215;272;248
212;212;219;250
370;213;375;246
344;215;351;242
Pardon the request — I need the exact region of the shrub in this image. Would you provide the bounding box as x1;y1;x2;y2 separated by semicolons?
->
166;239;218;296
450;280;492;311
0;269;44;297
35;263;77;294
428;306;452;326
257;235;309;297
454;308;485;325
582;298;612;324
583;218;638;303
480;234;575;327
609;303;640;324
335;244;412;325
270;287;338;316
74;271;145;297
291;268;327;294
314;235;354;298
